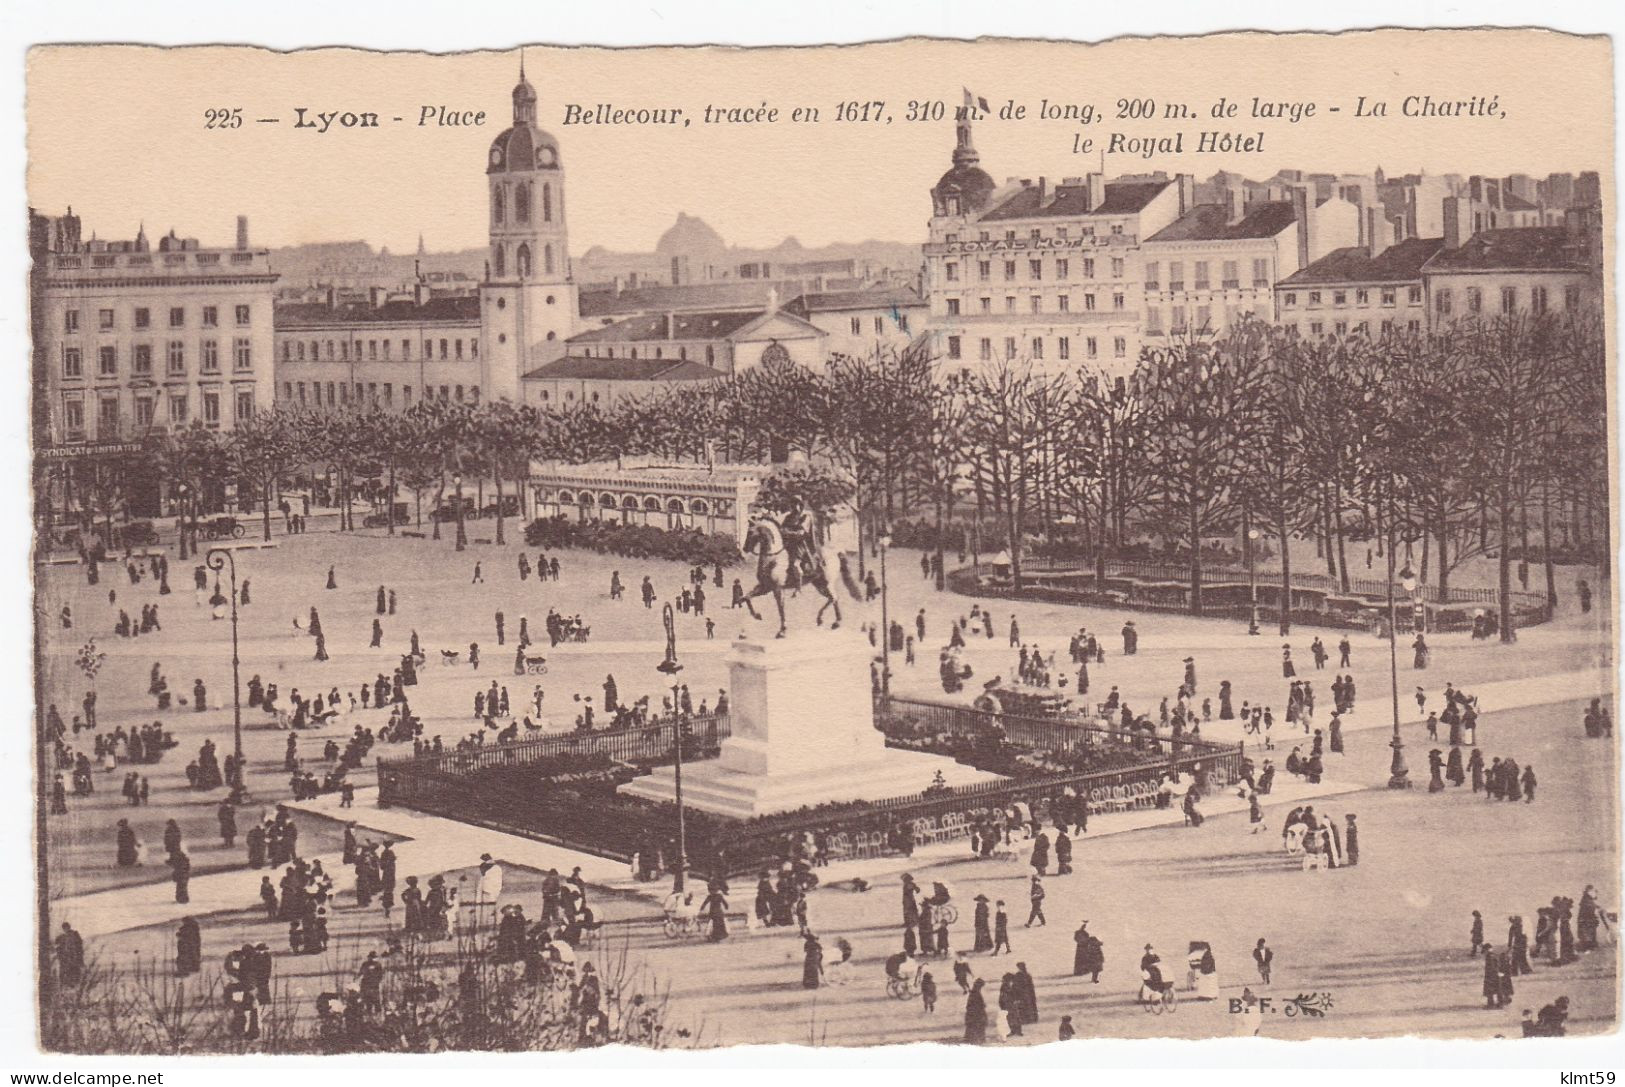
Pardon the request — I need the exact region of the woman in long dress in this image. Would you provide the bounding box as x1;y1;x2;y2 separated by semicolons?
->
964;979;988;1043
703;887;730;942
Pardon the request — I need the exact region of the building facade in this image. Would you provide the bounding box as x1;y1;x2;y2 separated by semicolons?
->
272;294;482;409
921;110;1196;375
1422;215;1604;327
1273;235;1442;339
34;211;278;446
781;286;926;359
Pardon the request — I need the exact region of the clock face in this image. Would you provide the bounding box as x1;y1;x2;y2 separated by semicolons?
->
490;147;503;166
537;146;556;168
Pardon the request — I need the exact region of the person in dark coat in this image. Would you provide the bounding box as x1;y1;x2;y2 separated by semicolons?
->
1446;745;1465;787
371;618;383;648
1072;921;1093;976
964;978;989;1043
218;799;238;847
1054;828;1073;875
1029;831;1050;876
801;933;823;989
55;923;85;989
176;916;202;976
1013;962;1039;1028
377;586;387;614
1344;814;1359;865
246;824;266;869
1520;764;1537;803
116;818;139;867
1427;749;1445;792
973;895;993;952
1468;748;1486;793
326;566;337;590
170;849;191;903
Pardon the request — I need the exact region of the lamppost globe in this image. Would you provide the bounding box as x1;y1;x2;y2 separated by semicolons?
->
1399;564;1418;595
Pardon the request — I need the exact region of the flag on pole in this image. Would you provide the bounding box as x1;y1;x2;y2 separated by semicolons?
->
963;88;990;114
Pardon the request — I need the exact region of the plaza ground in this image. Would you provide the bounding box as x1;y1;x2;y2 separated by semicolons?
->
37;525;1618;1046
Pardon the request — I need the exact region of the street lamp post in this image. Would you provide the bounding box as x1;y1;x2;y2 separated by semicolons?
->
656;603;688;893
878;530;893;697
205;546;247;803
1386;538;1415;790
1244;516;1261;636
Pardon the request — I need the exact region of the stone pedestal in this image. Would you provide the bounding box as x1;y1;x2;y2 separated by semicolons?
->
621;632;998;818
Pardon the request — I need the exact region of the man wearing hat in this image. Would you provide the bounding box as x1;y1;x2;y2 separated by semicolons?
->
1121;621;1137;656
1183;657;1197;697
1026;875;1046;927
973;894;993;951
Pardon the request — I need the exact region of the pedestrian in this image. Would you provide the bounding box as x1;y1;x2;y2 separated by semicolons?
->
1521;764;1537;802
1344;814;1359;866
1469;910;1485;956
1058;1015;1075;1041
973;894;993;952
170;848;191;903
325;565;337;590
994;899;1012;954
176;916;202;976
920;968;937;1013
964;978;988;1044
472;561;483;584
1026;876;1046;927
1253;938;1272;984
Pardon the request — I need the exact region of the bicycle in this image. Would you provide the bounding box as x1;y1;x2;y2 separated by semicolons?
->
1138;981;1178;1014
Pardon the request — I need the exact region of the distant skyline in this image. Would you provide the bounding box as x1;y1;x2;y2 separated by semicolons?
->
27;35;1612;256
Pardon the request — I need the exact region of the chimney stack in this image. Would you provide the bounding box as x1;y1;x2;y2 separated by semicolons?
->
1036;176;1048;207
1441;196;1466;250
1365;207;1394;260
236;215;249;251
1227;185;1246;225
1290;187;1311;270
1176;173;1195;215
413;280;427;308
1087;172;1106;214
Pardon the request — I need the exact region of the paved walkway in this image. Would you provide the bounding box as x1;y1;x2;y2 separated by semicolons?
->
56;665;1601;940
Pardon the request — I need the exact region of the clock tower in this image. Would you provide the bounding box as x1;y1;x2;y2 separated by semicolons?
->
479;61;577;402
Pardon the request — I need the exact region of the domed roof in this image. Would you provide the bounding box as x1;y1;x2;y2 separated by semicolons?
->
934;163;996;207
487;73;561;175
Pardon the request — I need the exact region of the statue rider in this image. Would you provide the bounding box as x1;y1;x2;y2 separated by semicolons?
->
779;496;817;590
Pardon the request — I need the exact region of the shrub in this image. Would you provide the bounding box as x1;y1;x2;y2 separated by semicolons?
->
522;515;740;566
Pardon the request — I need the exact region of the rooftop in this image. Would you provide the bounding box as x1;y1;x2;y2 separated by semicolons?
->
1146;201;1297;243
979;180;1172;222
1276;237;1445;287
784;287;925;314
273;296;480;327
568;309;766;345
521;355;722;382
579;280;817;318
1423;227;1594;273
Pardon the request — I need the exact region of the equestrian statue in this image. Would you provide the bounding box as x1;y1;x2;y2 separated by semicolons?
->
740;495;859;638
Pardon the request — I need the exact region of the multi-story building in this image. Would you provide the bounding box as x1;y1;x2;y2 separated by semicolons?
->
34;210;278;447
1142;186;1357;340
1422;209;1604;326
781;286;925;358
922;111;1191;375
1273;234;1442;339
272;292;482;410
558;297;825;376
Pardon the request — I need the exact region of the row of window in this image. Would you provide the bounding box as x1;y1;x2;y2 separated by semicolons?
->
584;342;715;364
1297;318;1424;338
942;223;1128;244
945;292;1128;317
1144;301;1269;335
62;304;251;333
279;381;480;409
846;314;911;335
944;334;1129;362
492;241;556;279
1281;285;1424;309
1434;283;1581;317
944;256;1127;283
61;338;253;379
491;180;556;227
1144;260;1271;292
59;388;254;436
278;336;479;363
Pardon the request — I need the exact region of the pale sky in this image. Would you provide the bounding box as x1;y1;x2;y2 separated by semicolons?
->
26;33;1613;255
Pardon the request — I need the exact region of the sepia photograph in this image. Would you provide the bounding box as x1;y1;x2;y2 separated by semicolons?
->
15;18;1620;1060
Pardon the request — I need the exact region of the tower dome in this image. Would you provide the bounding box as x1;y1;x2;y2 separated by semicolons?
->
931;111;995;216
487;63;561;175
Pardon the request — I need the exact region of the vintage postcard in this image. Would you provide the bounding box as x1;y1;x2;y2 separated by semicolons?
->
23;29;1617;1054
